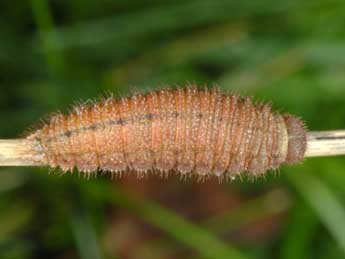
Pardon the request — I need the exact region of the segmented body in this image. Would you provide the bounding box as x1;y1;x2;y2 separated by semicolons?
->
27;87;307;179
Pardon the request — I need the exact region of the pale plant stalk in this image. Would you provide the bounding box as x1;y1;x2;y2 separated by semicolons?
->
0;139;41;166
0;131;345;167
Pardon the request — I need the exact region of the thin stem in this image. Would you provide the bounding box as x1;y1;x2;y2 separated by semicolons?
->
0;130;345;167
305;130;345;157
0;139;42;166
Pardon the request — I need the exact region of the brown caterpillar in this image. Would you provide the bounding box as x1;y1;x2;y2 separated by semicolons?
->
25;87;307;180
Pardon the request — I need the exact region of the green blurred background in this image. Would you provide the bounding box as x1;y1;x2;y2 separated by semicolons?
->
1;0;345;258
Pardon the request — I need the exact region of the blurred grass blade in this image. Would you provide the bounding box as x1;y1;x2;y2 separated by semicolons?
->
288;172;345;255
35;0;305;51
134;188;291;258
30;0;65;73
280;200;318;259
70;210;103;259
0;203;33;244
97;184;247;259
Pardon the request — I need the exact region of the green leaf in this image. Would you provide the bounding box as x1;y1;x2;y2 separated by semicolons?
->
288;171;345;255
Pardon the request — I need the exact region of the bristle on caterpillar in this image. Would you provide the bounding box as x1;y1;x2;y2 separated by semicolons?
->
25;86;307;181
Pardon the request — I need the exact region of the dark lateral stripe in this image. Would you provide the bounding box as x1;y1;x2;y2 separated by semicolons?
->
43;111;181;144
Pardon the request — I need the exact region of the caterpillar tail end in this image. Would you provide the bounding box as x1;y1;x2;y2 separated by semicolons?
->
284;115;307;165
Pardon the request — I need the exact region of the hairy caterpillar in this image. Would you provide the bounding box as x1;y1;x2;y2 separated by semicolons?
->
25;87;307;181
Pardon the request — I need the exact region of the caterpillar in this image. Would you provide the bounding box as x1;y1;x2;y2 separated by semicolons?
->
25;87;307;181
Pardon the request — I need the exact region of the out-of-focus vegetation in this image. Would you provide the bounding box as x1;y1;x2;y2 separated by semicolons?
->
1;0;345;258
